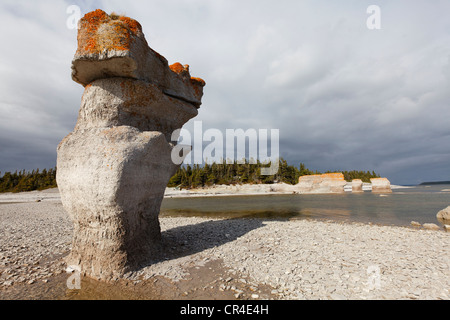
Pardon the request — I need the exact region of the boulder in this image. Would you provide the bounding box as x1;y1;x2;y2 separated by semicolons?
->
437;206;450;221
410;221;421;227
57;10;205;280
370;178;392;193
296;173;346;194
422;223;440;231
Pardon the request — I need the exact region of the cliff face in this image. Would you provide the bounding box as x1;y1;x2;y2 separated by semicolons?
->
351;179;363;193
57;10;205;280
296;173;347;194
370;178;392;193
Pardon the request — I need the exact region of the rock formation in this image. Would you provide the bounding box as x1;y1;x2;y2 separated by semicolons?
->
56;10;205;280
422;223;441;231
437;206;450;221
296;173;347;194
351;179;363;193
370;178;392;193
71;10;204;108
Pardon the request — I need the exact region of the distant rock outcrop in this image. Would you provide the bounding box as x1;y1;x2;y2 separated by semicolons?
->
351;179;363;193
57;10;205;280
296;173;347;194
370;178;392;193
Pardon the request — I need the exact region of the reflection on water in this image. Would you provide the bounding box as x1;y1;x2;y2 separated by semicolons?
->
161;184;450;227
298;208;351;219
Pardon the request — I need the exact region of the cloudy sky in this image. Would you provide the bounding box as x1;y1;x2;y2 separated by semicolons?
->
1;0;450;185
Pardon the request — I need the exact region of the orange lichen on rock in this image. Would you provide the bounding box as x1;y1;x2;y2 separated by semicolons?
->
76;9;141;55
189;77;206;99
83;9;110;27
320;173;345;180
169;63;192;81
298;173;345;183
118;16;142;35
190;77;206;87
78;9;110;53
73;9;205;107
169;62;186;74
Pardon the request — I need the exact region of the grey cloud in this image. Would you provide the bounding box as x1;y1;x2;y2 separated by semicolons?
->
1;1;450;185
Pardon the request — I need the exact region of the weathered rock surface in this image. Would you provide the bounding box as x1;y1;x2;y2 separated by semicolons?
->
370;178;392;193
72;9;205;108
296;173;347;194
57;10;204;280
437;206;450;221
351;179;363;193
75;78;198;141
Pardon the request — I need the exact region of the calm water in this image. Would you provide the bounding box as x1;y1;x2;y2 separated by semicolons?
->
160;184;450;227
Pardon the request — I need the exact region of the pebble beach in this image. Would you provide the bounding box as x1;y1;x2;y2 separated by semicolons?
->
0;188;449;300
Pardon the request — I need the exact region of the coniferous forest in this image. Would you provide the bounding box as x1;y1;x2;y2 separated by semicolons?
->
0;168;57;193
167;158;380;189
0;158;380;193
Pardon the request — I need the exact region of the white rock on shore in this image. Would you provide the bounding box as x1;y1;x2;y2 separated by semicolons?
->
296;173;347;194
370;178;392;193
423;223;441;231
437;206;450;221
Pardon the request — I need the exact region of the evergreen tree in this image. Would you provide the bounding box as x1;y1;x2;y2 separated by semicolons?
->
0;167;58;193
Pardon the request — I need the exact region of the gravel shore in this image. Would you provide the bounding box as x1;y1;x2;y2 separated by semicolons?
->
0;190;449;300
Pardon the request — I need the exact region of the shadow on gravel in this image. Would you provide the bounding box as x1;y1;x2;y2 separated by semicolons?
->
135;218;266;271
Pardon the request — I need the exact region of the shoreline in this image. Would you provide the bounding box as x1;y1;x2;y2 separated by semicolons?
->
0;183;416;203
1;185;445;230
0;201;448;300
0;186;446;231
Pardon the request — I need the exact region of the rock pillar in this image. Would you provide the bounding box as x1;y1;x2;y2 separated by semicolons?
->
56;10;205;280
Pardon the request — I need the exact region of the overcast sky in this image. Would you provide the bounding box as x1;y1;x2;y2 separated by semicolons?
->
1;0;450;185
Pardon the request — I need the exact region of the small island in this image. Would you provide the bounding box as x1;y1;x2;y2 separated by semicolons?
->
0;158;387;195
420;181;450;185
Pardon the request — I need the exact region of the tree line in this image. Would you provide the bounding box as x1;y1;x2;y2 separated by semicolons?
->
0;159;381;193
0;168;57;193
168;158;381;189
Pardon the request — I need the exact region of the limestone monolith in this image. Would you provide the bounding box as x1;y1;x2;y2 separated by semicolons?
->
57;10;205;280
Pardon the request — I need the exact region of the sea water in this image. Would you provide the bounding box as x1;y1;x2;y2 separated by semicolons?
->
160;184;450;227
